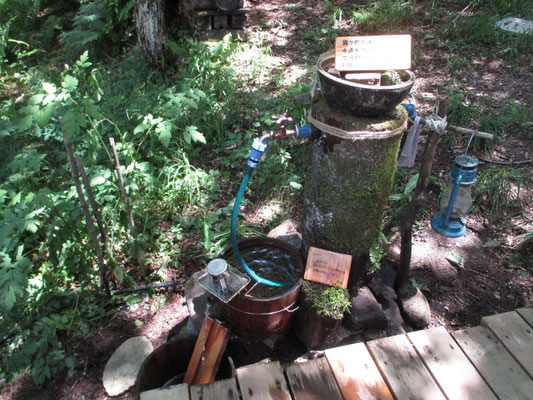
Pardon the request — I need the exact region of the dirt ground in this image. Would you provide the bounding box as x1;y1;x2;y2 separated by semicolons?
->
2;1;532;399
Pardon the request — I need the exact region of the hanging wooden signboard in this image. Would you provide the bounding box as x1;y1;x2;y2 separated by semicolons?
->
335;34;412;72
304;247;352;288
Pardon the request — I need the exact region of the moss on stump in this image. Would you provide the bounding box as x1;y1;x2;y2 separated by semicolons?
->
303;98;407;285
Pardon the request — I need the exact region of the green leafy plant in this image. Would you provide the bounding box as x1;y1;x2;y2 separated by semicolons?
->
60;0;135;58
474;167;523;218
303;281;351;320
350;0;415;33
369;231;388;272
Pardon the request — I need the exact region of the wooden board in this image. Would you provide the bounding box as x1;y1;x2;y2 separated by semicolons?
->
285;358;343;400
408;326;498;400
304;246;352;288
190;378;239;400
236;361;291;400
334;35;411;71
140;383;189;400
184;317;213;385
184;317;231;386
325;342;393;400
366;334;446;400
481;310;533;378
516;307;533;327
452;325;533;400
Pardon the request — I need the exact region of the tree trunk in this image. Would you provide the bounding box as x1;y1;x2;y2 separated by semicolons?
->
303;98;407;286
136;0;167;67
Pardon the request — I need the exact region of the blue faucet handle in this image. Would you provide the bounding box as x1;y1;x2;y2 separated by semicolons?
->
296;125;311;138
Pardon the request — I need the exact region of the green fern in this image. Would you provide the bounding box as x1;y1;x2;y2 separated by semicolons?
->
60;0;135;57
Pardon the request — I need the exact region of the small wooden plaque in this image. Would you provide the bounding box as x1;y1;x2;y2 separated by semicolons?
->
335;35;411;72
304;247;352;288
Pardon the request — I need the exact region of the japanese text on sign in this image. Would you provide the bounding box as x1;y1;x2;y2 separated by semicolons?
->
304;247;352;288
335;35;411;72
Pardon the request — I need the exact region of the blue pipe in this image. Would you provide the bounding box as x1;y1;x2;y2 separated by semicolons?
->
230;126;310;287
230;166;292;287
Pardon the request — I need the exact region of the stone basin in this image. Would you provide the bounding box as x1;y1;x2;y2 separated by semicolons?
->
317;50;415;117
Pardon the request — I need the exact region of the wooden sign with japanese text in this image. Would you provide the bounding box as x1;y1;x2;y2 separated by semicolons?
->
304;247;352;288
335;35;411;71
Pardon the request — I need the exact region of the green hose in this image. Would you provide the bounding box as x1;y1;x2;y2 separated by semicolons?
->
230;166;292;287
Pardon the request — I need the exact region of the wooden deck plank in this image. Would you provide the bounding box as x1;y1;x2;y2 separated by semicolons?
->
190;378;240;400
236;361;291;400
452;325;533;400
408;326;497;400
325;342;394;400
367;334;446;400
516;307;533;328
285;357;343;400
481;310;533;378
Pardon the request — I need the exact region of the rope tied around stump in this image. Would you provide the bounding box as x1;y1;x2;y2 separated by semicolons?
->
307;109;407;140
423;113;448;134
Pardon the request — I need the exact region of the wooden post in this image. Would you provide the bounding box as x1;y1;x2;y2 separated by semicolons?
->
109;138;135;235
63;133;110;295
396;101;448;289
75;157;110;256
184;316;230;386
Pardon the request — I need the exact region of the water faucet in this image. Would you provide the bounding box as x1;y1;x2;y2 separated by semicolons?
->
259;114;310;142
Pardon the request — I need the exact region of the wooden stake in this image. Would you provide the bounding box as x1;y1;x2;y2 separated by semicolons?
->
418;117;494;140
63;132;110;296
396;101;448;289
109;138;135;235
75;157;110;256
184;316;230;386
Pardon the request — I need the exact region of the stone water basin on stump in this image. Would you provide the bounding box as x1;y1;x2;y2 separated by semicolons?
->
317;50;415;117
303;98;408;284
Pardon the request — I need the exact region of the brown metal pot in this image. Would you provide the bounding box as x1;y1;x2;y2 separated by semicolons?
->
218;237;303;339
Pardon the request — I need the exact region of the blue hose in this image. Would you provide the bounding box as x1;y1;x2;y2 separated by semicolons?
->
230;166;292;287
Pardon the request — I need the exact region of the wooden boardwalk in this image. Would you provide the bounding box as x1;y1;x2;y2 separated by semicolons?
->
140;308;533;400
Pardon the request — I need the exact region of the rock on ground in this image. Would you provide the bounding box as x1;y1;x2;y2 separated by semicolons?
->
103;336;153;397
267;219;302;250
382;299;407;336
368;260;398;302
184;270;209;334
398;281;432;329
344;286;388;331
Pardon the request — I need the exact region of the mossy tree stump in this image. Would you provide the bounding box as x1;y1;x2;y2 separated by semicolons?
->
303;98;407;286
294;282;350;350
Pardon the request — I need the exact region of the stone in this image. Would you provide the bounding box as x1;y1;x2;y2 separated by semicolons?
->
167;318;196;343
267;219;302;250
382;299;406;336
362;329;388;342
230;14;247;29
368;260;398;302
140;383;189;400
398;281;431;329
344;286;388;331
184;270;209;334
213;15;229;29
103;336;153;397
385;230;401;265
